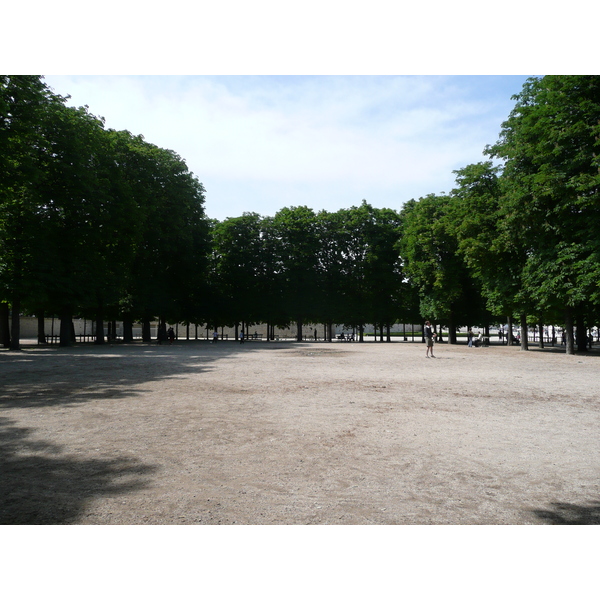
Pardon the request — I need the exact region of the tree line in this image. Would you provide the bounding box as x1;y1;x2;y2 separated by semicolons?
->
2;75;599;354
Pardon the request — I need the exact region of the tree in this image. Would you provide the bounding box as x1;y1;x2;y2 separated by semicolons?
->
1;76;211;349
270;206;320;340
486;76;600;354
447;161;530;346
125;139;209;339
210;212;267;333
0;75;66;349
399;194;489;342
33;102;127;346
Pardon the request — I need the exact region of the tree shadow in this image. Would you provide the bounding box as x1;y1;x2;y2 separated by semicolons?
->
0;340;309;524
0;341;264;409
0;342;267;523
531;501;600;524
0;416;157;524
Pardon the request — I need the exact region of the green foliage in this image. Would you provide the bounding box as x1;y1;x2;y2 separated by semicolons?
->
486;76;600;316
398;194;489;332
0;76;211;347
4;74;600;350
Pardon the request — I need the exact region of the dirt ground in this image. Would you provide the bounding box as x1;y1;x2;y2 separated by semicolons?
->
1;338;599;525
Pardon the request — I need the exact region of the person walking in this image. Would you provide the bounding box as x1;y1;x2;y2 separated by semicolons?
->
424;320;436;357
467;328;474;348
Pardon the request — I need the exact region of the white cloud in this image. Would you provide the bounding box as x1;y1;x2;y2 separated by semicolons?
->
42;75;526;219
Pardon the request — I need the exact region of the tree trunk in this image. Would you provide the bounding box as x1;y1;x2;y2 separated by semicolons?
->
386;322;391;342
59;308;73;347
10;297;21;351
37;312;46;344
564;308;575;355
142;318;151;342
296;319;303;342
448;313;457;344
359;324;364;343
157;318;167;344
519;314;529;351
122;316;134;343
576;313;587;352
0;302;10;348
507;315;513;346
95;310;105;344
538;322;544;349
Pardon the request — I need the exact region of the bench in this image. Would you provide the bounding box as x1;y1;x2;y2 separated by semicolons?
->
336;334;354;342
76;334;96;342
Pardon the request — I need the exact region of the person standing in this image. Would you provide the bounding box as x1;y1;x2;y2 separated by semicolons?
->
240;330;244;344
467;328;473;348
424;320;436;357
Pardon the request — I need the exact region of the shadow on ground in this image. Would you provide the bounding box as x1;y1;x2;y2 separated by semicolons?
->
0;340;280;409
0;341;278;524
0;416;157;524
531;502;600;524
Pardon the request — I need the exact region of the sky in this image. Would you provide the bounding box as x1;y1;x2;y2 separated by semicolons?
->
42;74;532;222
6;2;595;225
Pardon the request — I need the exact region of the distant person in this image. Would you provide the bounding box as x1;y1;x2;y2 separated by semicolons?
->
167;327;175;345
467;328;474;348
240;330;244;344
424;320;436;358
212;330;218;343
314;328;318;341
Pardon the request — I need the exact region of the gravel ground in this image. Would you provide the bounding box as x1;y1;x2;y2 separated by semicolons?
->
1;339;599;525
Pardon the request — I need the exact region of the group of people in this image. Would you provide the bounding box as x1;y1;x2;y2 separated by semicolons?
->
157;326;176;345
467;328;486;348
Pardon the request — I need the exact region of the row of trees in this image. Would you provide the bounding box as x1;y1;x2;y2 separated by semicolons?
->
1;75;210;349
401;76;600;354
209;203;419;341
2;75;599;354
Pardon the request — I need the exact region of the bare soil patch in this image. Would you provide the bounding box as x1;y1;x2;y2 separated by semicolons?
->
2;340;599;524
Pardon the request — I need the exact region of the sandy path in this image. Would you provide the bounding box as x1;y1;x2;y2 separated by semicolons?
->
1;340;599;524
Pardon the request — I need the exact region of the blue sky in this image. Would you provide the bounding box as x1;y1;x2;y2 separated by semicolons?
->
43;75;532;222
